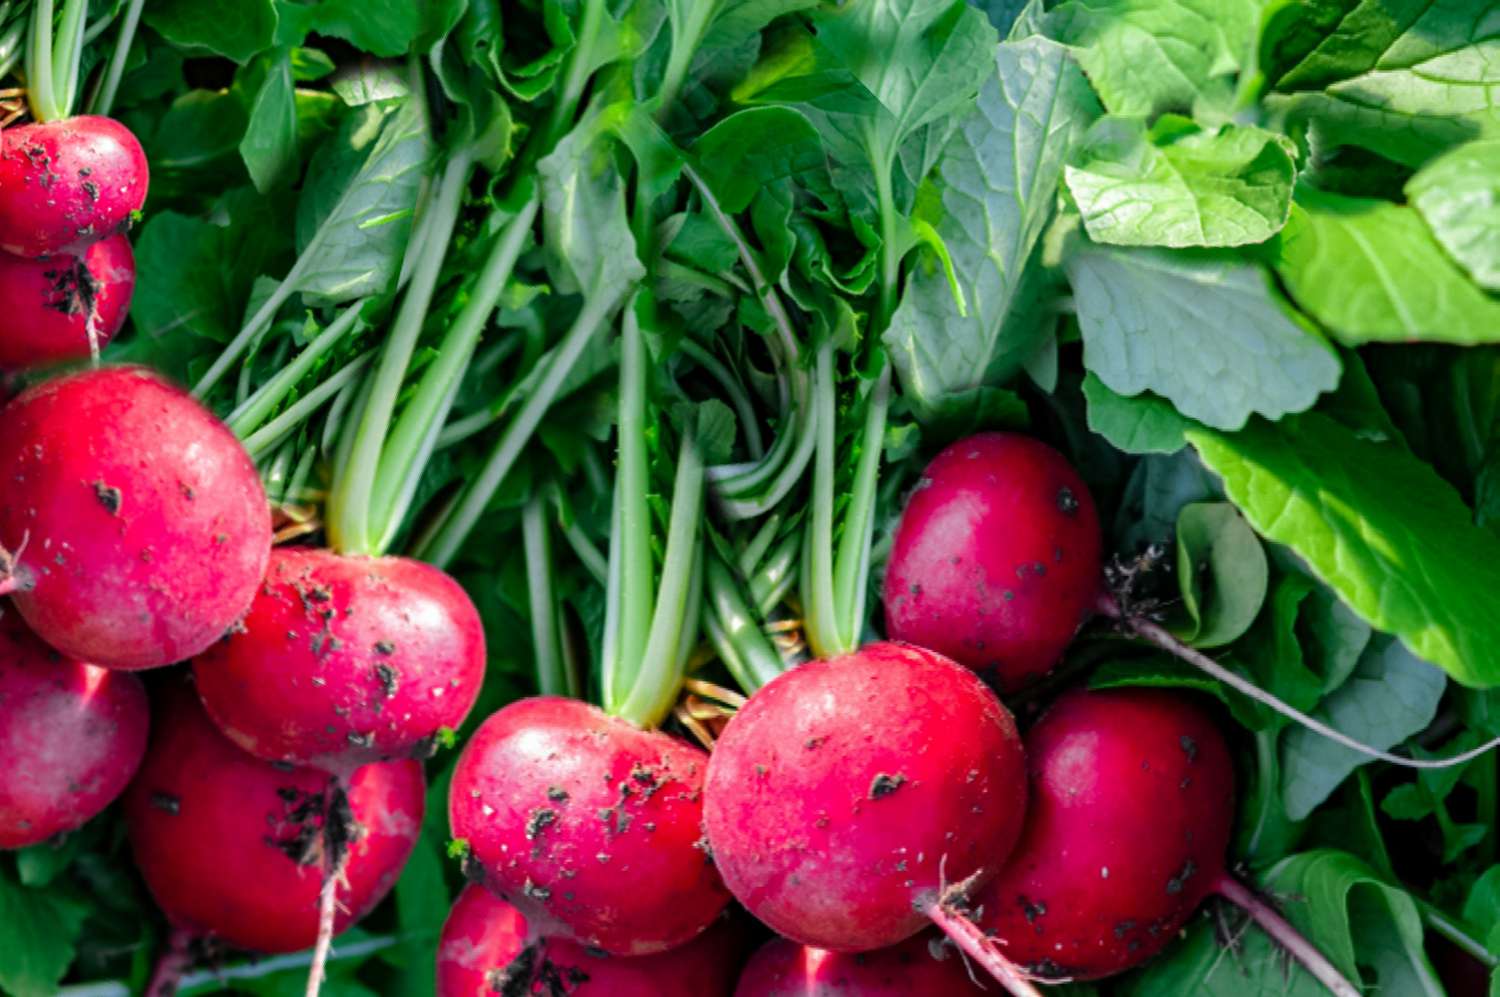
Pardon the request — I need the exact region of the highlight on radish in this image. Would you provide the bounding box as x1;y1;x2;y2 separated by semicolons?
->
734;933;984;996
0;612;148;848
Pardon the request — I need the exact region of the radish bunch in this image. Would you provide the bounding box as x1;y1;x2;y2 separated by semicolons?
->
0;0;147;370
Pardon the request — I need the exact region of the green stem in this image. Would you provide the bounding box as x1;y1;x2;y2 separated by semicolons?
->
557;511;609;586
540;0;606;157
681;338;763;458
830;359;889;648
1421;904;1499;968
242;353;373;461
705;550;786;693
227;302;365;439
327;150;473;555
749;529;799;617
874;159;900;332
614;431;705;728
416;285;626;568
523;494;577;698
801;344;841;658
657;0;721;119
89;0;144;116
601;298;653;710
0;18;25;79
24;0;54;120
738;511;784;577
367;191;540;553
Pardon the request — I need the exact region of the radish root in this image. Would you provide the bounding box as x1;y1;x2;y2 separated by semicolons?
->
1099;591;1500;771
926;872;1046;997
1213;873;1361;997
304;775;357;997
145;927;193;997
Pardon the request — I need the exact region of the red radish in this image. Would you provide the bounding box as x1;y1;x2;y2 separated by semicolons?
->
972;688;1359;997
449;696;731;956
0;613;148;848
0;366;271;669
0;116;148;257
192;546;486;774
734;934;983;995
437;883;742;996
883;433;1102;690
703;642;1027;953
0;233;135;368
123;682;424;955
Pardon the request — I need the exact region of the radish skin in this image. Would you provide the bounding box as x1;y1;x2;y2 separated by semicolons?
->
193;546;486;774
124;683;424;955
449;696;731;956
0;233;134;368
0;116;148;257
0;366;271;669
733;934;985;996
0;613;148;847
436;883;742;996
974;687;1360;997
703;642;1027;953
884;434;1102;689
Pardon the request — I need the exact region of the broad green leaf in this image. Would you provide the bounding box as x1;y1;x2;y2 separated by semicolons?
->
886;37;1099;419
538;109;647;298
1082;371;1193;453
1229;574;1323;730
1271;186;1500;346
1263;850;1444;995
240;52;298;192
1280;635;1446;820
1174;501;1267;648
1405;138;1500;292
753;0;998;217
143;0;276;63
690;106;829;213
1064;117;1296;247
1066;244;1341;430
0;873;88;997
1236;728;1307;868
1263;2;1500;167
1188;411;1500;686
293;96;432;303
1041;0;1263;120
301;0;462;57
149;90;249;171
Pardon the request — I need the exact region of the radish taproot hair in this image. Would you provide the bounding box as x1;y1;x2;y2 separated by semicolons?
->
193;546;486;774
0;366;271;669
0;233;135;368
884;433;1102;689
971;687;1359;996
437;883;742;996
449;697;730;956
703;643;1029;969
734;933;983;996
0;612;148;848
123;682;424;956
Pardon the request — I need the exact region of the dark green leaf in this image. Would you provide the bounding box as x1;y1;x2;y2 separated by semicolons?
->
143;0;277;63
0;873;88;997
240;52;299;192
1082;371;1193;454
